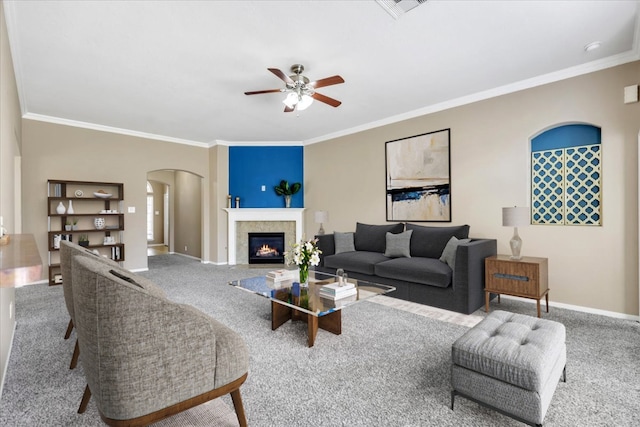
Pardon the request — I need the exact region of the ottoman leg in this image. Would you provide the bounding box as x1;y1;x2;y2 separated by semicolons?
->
562;365;567;382
450;390;457;410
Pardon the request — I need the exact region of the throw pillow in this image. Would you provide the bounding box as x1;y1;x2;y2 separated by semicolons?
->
334;232;355;254
406;223;470;258
439;236;471;269
354;222;405;253
384;229;413;258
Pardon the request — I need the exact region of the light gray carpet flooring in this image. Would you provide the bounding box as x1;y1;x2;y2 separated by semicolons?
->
1;254;639;426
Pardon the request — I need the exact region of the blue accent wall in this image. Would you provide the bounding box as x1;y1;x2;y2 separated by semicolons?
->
229;146;304;208
532;124;601;152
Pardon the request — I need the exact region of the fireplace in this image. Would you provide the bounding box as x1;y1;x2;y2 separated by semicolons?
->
248;232;285;264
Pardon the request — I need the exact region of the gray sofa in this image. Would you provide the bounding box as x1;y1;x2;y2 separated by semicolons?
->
315;222;497;314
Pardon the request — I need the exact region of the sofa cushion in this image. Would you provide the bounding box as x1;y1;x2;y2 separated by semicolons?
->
439;236;471;268
324;251;391;275
354;222;404;253
375;256;452;288
384;230;412;258
334;232;355;254
406;223;470;258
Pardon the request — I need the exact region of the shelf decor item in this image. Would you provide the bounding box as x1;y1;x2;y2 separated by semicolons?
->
78;235;90;247
93;190;112;199
94;217;106;230
67;200;74;214
57;202;66;214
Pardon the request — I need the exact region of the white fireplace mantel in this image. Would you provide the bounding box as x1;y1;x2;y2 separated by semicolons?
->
224;208;305;265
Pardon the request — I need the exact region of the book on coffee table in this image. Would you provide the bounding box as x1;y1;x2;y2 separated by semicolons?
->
319;282;357;300
267;269;297;281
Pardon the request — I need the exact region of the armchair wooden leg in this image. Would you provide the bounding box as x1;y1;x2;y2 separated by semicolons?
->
64;319;74;339
70;339;80;369
78;385;91;414
230;388;247;427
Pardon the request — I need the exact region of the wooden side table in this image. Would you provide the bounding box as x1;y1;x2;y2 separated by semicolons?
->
484;255;549;318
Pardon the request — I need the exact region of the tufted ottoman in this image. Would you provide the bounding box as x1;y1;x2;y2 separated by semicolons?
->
450;310;566;426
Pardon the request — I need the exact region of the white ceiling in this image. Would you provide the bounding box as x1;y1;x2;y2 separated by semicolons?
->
4;0;640;147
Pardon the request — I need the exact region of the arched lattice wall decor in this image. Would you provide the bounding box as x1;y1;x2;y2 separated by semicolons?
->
531;124;601;225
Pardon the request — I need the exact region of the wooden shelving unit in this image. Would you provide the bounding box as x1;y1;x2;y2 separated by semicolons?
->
47;179;125;286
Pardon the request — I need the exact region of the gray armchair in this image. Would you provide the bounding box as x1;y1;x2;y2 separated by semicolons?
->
59;241;120;369
70;254;249;426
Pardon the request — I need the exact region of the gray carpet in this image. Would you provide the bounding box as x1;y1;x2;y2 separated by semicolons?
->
1;254;639;426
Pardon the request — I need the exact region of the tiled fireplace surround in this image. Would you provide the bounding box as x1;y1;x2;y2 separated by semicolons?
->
224;208;305;265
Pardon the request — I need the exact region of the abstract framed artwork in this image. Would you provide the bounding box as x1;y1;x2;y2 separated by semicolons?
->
385;128;451;222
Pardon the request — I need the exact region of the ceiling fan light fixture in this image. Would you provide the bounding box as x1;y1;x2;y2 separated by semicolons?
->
283;92;298;108
296;94;314;111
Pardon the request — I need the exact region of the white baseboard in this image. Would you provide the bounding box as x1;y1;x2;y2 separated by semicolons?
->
500;294;640;322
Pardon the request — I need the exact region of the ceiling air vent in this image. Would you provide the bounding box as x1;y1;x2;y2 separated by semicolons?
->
376;0;428;19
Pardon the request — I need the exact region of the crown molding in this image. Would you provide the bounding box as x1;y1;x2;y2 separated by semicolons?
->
212;140;303;147
22;113;209;148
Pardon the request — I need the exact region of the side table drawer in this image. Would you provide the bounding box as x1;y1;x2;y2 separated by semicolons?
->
486;260;539;297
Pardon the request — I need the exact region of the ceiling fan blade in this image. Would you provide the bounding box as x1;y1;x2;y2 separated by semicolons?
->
308;75;345;89
244;89;283;95
284;105;295;113
268;68;295;85
312;92;342;108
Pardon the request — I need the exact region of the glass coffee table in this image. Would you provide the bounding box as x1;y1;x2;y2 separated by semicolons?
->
229;270;395;347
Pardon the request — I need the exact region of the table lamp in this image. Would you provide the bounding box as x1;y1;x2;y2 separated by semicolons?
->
502;207;529;259
314;211;328;235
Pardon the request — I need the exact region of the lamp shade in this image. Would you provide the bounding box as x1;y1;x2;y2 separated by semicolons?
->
502;207;529;227
314;211;328;224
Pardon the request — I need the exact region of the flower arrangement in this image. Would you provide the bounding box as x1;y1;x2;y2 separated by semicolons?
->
285;238;322;285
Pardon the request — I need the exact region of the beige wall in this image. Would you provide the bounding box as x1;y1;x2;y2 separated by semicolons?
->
209;144;229;264
305;61;640;316
0;0;22;396
21;120;210;275
173;170;202;258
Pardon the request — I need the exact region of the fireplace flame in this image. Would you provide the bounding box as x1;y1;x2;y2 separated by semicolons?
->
256;244;279;257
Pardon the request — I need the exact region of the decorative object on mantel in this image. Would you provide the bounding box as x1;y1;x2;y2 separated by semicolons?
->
315;211;328;235
274;180;301;208
502;206;529;259
94;217;106;230
227;195;232;208
235;197;240;209
285;238;321;287
57;201;66;214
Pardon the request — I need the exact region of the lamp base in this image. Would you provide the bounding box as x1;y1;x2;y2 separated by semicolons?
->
509;227;522;260
317;224;325;235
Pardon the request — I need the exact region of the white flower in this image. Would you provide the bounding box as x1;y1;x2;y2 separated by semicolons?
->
285;238;322;268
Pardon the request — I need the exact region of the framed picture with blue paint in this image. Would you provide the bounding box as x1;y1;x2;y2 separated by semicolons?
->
385;129;451;222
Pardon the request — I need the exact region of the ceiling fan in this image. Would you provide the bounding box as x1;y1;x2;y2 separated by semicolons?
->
244;64;345;112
